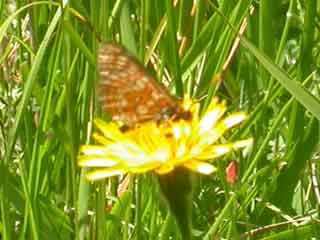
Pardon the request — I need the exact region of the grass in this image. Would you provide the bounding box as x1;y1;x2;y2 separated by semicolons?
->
1;0;320;239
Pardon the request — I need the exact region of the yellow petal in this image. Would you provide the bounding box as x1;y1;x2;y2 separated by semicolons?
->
172;122;191;140
199;105;226;134
86;168;125;180
78;156;118;167
181;94;194;111
184;160;217;174
196;144;232;159
128;162;161;173
176;143;187;159
233;138;253;148
80;145;108;155
155;164;175;175
94;119;124;141
195;113;246;147
152;147;171;163
93;133;112;145
222;112;246;128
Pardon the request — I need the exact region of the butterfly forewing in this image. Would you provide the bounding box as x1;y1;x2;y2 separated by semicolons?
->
98;43;179;126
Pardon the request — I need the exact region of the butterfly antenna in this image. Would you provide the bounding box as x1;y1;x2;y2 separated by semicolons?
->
72;11;103;42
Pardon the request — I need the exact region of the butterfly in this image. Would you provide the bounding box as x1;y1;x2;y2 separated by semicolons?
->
98;42;190;127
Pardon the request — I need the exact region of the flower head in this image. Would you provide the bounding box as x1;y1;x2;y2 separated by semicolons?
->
78;96;252;181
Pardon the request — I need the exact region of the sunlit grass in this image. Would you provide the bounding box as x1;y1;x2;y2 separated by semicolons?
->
0;1;319;240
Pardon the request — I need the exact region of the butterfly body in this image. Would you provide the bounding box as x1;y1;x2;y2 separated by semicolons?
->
98;42;189;127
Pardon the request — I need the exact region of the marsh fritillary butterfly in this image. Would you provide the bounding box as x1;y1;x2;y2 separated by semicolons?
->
98;42;189;127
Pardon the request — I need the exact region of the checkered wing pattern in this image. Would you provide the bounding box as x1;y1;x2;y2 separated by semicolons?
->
98;43;179;126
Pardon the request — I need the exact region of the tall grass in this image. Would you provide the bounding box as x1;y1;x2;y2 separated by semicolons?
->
0;1;319;239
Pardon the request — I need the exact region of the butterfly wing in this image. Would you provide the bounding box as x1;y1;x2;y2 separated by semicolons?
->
98;42;179;126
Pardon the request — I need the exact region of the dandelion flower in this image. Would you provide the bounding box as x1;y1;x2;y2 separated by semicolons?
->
78;96;252;181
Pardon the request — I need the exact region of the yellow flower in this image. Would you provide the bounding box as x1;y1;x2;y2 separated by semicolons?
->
78;97;252;181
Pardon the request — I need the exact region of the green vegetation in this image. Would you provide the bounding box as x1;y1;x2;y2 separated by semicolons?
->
0;1;319;239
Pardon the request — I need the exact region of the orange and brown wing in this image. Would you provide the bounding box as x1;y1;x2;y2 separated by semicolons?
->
98;42;178;126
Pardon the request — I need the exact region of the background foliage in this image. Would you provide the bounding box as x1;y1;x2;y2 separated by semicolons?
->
0;0;320;239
